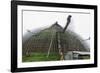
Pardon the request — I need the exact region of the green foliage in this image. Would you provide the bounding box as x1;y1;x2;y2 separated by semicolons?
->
22;52;60;62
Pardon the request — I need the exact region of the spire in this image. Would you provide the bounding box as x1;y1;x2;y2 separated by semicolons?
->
50;21;63;31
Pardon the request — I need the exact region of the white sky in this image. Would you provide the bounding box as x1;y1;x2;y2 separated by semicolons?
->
23;11;91;40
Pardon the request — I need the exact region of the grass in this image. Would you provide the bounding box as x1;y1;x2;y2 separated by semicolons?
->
22;52;60;62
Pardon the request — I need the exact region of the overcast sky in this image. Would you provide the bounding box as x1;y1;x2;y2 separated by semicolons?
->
23;10;91;41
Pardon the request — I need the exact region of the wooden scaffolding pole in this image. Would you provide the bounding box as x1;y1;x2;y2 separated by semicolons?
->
57;32;64;60
46;31;55;58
